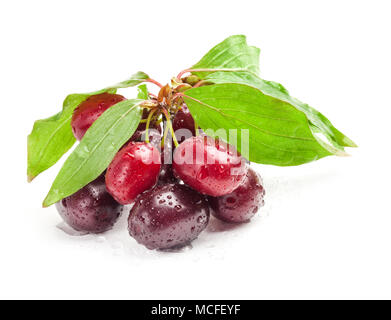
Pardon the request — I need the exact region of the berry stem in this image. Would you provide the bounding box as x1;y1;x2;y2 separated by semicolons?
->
145;109;157;144
161;119;170;149
156;117;163;126
162;109;179;148
148;92;158;99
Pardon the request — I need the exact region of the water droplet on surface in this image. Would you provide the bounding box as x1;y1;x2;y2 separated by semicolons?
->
96;236;106;243
56;222;88;236
112;241;124;250
159;243;193;253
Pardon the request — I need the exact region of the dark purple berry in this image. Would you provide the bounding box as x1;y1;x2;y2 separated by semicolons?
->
55;175;123;233
128;183;210;250
172;104;196;143
208;168;265;223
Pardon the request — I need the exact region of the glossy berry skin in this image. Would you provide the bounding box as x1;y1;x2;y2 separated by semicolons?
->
130;128;162;149
71;92;126;140
128;183;210;250
55;175;122;233
159;163;177;184
208;168;265;223
173;136;248;197
172;104;196;143
105;142;161;205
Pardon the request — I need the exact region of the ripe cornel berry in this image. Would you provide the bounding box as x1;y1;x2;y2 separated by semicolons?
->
105;142;161;204
208;168;265;223
172;104;196;143
128;183;210;250
71;92;126;140
55;175;122;233
172;136;248;196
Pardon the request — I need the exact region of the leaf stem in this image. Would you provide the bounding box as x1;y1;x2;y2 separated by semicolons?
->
145;78;163;89
176;69;191;80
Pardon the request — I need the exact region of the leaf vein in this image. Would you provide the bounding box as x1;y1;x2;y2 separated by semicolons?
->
185;95;315;142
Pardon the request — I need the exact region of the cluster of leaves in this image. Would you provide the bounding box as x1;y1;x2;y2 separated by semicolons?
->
182;35;356;165
27;35;356;207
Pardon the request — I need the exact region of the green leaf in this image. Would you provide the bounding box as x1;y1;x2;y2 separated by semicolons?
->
27;72;150;181
183;83;333;166
203;71;357;152
43;99;143;207
27;89;113;182
190;35;260;78
108;71;149;89
137;84;149;99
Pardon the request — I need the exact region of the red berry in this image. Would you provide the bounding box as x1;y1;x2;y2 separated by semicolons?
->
172;136;248;196
128;183;210;250
71;92;126;140
208;168;265;223
55;175;123;233
105;142;161;204
172;104;196;143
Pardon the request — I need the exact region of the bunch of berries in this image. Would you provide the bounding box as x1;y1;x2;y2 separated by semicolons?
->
57;90;265;250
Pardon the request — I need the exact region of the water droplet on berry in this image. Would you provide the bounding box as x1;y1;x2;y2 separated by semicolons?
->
197;167;208;180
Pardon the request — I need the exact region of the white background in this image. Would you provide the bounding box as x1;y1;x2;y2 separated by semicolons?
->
1;0;390;300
